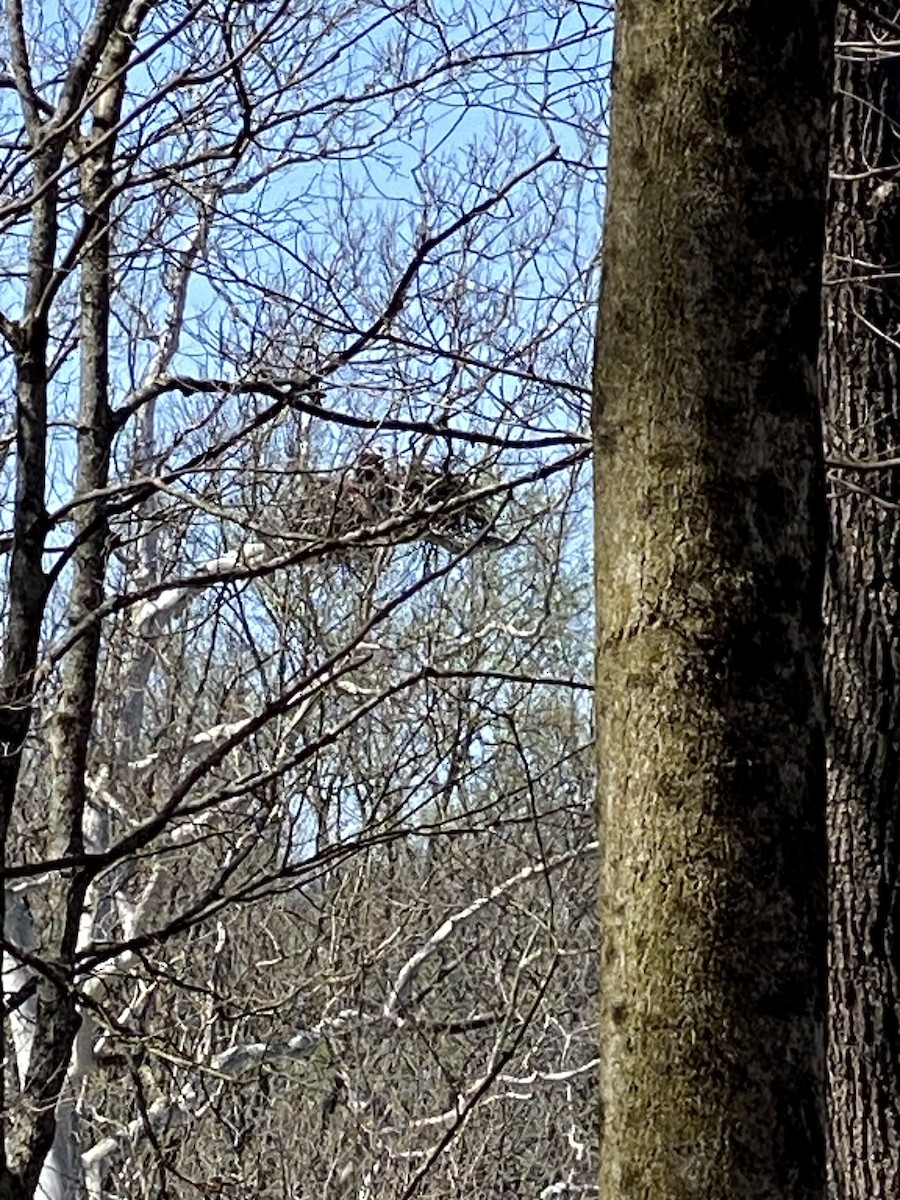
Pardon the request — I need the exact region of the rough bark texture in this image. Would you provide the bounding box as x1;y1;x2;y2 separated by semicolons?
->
593;2;835;1197
821;7;900;1197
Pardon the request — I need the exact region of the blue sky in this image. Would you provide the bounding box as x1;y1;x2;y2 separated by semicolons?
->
0;0;612;602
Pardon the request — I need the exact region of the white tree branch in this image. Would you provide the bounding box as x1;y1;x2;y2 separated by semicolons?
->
383;841;598;1023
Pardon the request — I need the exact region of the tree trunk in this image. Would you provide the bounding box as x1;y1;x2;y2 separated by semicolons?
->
821;6;900;1196
593;2;835;1197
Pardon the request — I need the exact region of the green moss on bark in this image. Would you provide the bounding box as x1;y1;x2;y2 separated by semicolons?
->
593;0;835;1196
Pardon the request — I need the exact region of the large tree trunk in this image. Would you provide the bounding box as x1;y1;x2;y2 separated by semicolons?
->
593;2;835;1197
821;6;900;1196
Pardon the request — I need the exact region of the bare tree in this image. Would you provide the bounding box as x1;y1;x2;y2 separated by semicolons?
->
821;5;900;1196
593;0;834;1196
0;0;605;1196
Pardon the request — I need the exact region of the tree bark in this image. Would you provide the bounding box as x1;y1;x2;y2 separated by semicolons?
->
593;1;835;1197
1;3;141;1192
821;6;900;1196
1;143;60;1198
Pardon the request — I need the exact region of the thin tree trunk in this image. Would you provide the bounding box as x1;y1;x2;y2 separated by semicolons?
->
1;2;143;1191
593;1;835;1196
821;6;900;1196
1;141;61;1198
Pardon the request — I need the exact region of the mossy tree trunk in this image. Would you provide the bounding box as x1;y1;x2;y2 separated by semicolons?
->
593;1;836;1197
821;7;900;1196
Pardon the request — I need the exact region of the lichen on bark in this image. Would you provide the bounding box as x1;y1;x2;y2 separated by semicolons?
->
593;0;836;1196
